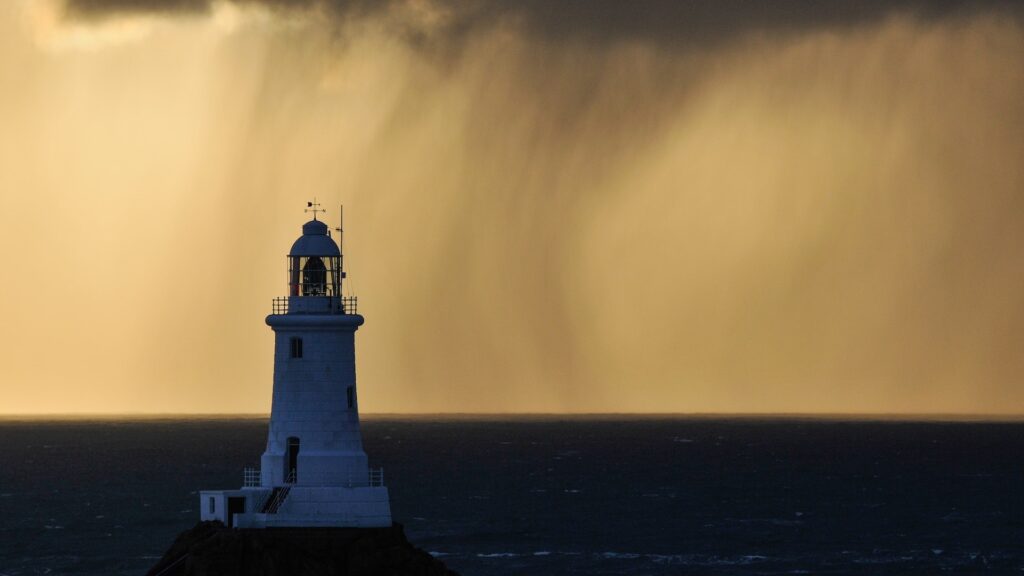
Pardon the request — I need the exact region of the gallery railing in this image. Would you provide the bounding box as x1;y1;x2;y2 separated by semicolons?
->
240;466;383;489
243;466;261;487
270;295;358;315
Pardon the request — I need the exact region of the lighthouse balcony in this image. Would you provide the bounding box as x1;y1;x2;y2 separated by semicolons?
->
242;466;385;488
272;295;358;315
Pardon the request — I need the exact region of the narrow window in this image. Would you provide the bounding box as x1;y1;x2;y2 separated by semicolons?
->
209;496;215;514
347;386;354;409
290;337;303;359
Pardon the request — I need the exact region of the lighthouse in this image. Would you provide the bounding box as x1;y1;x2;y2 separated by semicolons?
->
199;205;391;528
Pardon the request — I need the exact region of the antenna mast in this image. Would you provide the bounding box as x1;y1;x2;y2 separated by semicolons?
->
335;205;344;256
335;204;345;293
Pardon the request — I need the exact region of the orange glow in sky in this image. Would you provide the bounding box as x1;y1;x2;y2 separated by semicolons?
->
0;1;1022;414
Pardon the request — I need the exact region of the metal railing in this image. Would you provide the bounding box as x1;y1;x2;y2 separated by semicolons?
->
264;486;291;514
241;466;383;492
335;467;384;487
243;467;261;487
272;297;288;314
256;468;385;488
249;489;272;513
341;296;358;314
270;295;359;315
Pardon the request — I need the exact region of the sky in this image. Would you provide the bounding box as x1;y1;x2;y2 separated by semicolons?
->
0;0;1022;414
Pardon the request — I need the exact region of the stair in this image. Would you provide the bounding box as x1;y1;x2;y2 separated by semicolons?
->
260;486;291;514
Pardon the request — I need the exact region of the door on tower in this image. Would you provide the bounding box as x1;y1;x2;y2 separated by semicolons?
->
286;437;299;483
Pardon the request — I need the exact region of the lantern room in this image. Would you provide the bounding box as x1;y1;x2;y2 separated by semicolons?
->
276;218;353;315
288;219;343;296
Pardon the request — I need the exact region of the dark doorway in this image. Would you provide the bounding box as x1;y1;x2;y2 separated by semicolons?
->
286;437;299;483
227;497;245;528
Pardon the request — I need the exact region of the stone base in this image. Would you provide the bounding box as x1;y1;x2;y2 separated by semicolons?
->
145;521;458;576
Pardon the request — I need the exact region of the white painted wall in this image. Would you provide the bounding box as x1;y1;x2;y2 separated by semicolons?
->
261;313;371;488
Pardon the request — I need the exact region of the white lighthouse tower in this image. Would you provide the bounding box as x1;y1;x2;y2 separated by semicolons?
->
199;205;391;528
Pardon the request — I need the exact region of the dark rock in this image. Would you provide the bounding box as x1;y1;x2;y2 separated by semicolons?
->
146;521;459;576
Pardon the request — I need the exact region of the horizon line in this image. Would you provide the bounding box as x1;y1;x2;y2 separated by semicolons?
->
2;411;1023;422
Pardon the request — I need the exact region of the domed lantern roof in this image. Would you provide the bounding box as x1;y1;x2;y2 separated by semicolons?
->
289;219;341;257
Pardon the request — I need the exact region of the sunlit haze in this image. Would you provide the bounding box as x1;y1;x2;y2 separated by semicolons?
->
1;0;1022;414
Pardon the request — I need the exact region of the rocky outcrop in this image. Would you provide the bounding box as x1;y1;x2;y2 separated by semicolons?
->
146;521;458;576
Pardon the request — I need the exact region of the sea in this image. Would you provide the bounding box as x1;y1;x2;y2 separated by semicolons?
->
0;416;1021;575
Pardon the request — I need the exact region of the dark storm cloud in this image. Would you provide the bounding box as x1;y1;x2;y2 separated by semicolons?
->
444;0;1024;45
61;0;1024;45
63;0;212;17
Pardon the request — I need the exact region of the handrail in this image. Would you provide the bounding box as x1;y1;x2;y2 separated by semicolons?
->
249;489;272;513
243;467;261;487
341;296;358;314
264;486;291;514
269;295;358;315
272;297;288;315
239;466;384;492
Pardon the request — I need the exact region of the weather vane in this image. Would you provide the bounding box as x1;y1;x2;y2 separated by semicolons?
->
305;198;325;220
